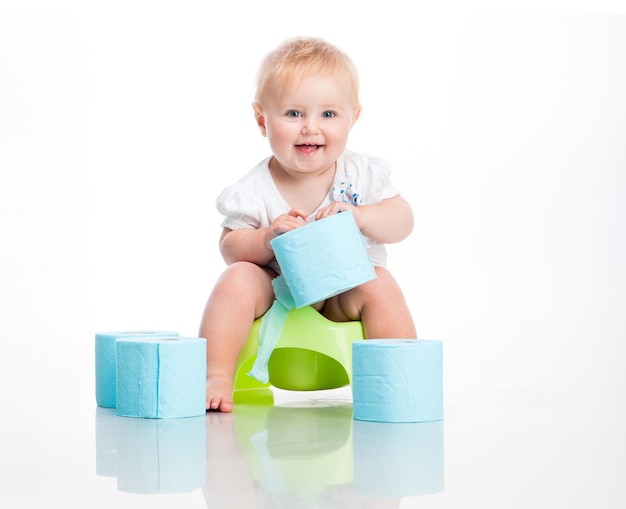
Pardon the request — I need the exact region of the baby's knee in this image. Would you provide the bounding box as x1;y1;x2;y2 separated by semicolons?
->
370;266;400;289
219;262;275;295
357;266;405;301
224;261;265;278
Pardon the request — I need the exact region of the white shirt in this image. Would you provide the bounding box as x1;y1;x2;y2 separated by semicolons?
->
216;150;400;269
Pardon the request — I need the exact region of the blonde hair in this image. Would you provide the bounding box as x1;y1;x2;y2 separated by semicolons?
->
254;37;360;108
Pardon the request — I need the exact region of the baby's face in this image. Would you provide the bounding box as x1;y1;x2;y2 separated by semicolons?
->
254;73;360;178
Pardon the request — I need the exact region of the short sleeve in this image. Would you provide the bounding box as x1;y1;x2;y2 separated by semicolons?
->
365;153;400;202
216;184;264;230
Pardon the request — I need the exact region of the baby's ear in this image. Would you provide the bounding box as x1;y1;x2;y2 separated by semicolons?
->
252;103;267;136
351;106;362;127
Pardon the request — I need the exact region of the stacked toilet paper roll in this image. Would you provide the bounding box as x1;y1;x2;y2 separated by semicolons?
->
270;211;376;308
353;419;444;497
115;336;207;419
95;330;179;408
352;339;443;423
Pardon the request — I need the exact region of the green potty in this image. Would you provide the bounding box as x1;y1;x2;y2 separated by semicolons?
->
233;306;365;403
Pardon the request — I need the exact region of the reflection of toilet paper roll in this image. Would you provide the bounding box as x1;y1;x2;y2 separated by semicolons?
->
115;415;206;493
116;336;206;419
353;420;444;497
352;339;443;423
95;330;179;408
270;212;376;308
95;407;118;477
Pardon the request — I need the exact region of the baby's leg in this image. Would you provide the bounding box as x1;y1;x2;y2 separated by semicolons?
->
323;266;417;339
199;261;275;412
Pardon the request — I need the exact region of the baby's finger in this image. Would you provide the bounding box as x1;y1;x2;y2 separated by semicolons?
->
288;208;309;221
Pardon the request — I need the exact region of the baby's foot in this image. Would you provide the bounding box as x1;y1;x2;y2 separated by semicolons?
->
206;375;234;413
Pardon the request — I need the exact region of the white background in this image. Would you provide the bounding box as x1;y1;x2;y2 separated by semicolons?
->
2;2;625;429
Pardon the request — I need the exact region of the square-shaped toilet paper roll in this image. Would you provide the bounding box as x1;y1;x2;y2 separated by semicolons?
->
116;336;206;419
95;330;179;408
270;211;376;308
352;339;443;423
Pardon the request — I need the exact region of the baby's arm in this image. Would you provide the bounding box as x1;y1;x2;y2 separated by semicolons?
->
219;227;274;266
219;208;309;265
315;195;413;244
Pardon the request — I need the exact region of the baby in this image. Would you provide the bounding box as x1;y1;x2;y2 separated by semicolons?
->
200;36;416;412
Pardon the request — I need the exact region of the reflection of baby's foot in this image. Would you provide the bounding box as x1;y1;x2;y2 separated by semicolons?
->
206;375;234;413
206;408;234;428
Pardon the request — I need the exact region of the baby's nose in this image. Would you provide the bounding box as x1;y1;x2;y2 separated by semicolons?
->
301;118;320;135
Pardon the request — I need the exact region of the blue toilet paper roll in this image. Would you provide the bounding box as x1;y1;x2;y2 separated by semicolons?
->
270;212;376;308
95;330;179;408
352;339;443;423
115;336;206;419
353;419;444;497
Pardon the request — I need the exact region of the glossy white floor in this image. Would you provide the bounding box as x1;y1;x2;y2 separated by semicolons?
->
2;8;626;509
1;335;624;509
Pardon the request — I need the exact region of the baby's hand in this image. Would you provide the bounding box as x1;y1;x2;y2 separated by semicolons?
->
265;208;308;248
314;202;359;226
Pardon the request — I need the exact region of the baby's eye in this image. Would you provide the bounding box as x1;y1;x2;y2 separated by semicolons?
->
287;110;302;118
322;111;336;118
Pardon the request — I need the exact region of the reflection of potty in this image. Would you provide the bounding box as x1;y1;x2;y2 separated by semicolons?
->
234;404;354;499
234;306;365;401
353;420;444;497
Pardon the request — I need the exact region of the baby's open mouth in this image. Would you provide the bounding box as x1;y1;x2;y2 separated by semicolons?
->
296;144;322;155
